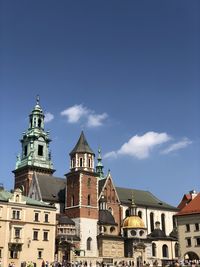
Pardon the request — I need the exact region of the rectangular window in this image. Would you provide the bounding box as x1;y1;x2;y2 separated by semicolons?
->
186;224;190;232
0;206;2;218
24;145;27;156
186;238;191;247
10;250;18;259
44;213;49;223
35;212;39;222
196;237;200;246
43;231;48;241
12;210;20;220
15;228;21;238
38;145;43;156
38;250;43;259
195;223;199;231
33;231;38;240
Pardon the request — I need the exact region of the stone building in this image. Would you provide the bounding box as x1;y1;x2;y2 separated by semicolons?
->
13;98;178;266
0;186;56;267
176;192;200;262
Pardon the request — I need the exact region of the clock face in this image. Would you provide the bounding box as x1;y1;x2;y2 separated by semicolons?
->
130;230;137;236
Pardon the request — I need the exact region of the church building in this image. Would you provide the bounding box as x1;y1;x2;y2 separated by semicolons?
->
13;98;179;266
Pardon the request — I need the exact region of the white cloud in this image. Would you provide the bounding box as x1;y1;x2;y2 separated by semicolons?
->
61;104;108;127
87;113;108;127
104;131;171;159
44;112;54;123
161;137;192;154
60;104;88;123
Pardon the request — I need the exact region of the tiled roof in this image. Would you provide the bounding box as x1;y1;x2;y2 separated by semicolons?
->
0;189;54;208
116;187;177;210
70;131;94;155
176;193;200;216
37;174;66;203
177;194;192;210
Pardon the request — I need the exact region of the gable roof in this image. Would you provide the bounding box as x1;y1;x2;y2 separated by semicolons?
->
116;187;177;210
177;194;192;210
70;131;94;155
36;174;66;203
176;193;200;216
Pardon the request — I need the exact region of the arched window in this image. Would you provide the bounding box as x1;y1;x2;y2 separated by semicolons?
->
87;178;91;188
150;212;154;232
125;209;130;217
87;195;91;206
110;227;115;233
162;244;168;258
138;211;142;219
108;207;112;214
161;213;166;233
152;243;156;257
175;243;179;257
71;195;74;206
88;158;91;168
87;237;92;250
38;118;41;128
80;158;83;167
173;215;176;228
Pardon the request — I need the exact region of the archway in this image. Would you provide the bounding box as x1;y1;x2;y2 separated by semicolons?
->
184;252;199;261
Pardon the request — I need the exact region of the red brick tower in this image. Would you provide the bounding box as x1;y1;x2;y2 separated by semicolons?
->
65;131;98;256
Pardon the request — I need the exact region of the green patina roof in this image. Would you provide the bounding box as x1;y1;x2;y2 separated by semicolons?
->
0;189;55;208
116;187;177;210
70;131;94;155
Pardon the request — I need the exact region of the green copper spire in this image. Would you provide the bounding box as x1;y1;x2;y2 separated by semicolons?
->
96;148;104;179
15;97;54;171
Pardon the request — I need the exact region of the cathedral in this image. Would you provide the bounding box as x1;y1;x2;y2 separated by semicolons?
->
13;98;179;266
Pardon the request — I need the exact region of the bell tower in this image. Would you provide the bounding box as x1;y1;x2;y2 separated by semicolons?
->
13;96;55;195
65;131;98;257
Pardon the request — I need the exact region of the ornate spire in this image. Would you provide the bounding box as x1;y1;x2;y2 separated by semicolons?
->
36;95;40;105
130;192;137;216
96;148;104;179
14;97;54;172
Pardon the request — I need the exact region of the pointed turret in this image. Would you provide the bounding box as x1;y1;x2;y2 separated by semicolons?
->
13;97;54;195
70;131;95;172
96;148;104;179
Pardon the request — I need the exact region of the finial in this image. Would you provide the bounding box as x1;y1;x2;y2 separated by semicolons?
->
131;191;136;206
36;95;40;105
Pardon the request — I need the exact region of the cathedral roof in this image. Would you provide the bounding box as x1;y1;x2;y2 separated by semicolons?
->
98;210;117;225
70;131;94;155
116;187;177;210
36;174;66;203
149;228;166;238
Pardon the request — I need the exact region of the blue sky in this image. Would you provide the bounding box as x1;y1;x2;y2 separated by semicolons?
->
0;1;200;206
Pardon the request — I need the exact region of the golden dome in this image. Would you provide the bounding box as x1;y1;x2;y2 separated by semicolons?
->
123;215;145;228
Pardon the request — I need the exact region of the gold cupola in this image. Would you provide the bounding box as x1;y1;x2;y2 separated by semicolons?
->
123;193;145;229
123;215;145;228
